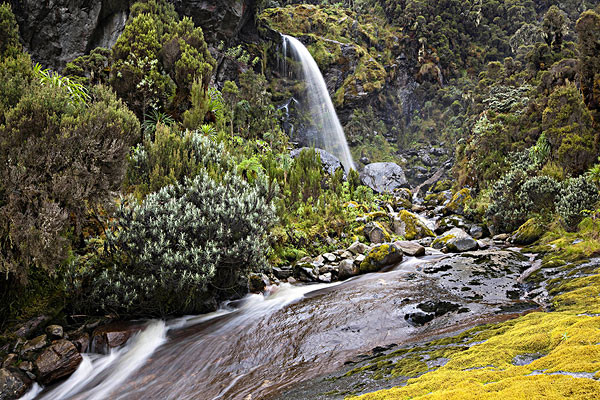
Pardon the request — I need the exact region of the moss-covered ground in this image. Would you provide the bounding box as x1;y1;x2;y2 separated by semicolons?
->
349;218;600;399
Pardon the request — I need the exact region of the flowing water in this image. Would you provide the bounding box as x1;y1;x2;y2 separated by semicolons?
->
24;250;534;400
282;35;355;171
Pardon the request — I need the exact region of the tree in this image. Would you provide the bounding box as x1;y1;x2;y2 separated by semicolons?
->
576;10;600;116
542;6;566;52
0;2;20;58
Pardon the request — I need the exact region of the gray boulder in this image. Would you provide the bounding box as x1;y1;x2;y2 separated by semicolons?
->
360;162;409;193
338;259;359;280
433;228;478;252
290;148;344;176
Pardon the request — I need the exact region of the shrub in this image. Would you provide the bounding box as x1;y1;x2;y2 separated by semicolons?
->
556;176;599;231
0;81;139;283
84;153;276;316
0;2;20;58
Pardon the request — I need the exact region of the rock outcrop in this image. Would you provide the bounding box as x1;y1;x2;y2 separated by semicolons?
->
360;162;409;193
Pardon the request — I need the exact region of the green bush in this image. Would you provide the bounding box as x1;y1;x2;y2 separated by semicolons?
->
0;2;20;58
0;80;139;283
83;150;276;316
556;176;599;231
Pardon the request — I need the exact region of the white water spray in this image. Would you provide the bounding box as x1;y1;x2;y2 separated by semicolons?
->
282;35;355;171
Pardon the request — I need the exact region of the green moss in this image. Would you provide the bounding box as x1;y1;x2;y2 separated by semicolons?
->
360;244;400;273
512;218;546;245
394;210;435;240
444;188;473;215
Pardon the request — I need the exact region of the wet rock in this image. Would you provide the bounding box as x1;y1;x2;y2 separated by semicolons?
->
404;312;434;326
360;244;403;273
248;273;270;293
70;332;90;353
417;300;461;316
394;240;425;257
287;277;297;284
355;254;366;264
34;339;82;384
363;222;390;244
1;355;17;369
493;233;510;241
0;368;30;400
339;259;359;280
393;210;435;240
91;323;144;354
290;148;344;176
294;265;318;282
421;154;433;166
512;353;544;366
272;266;293;280
21;335;47;355
348;241;369;255
360;162;409;193
14;315;50;339
45;325;64;340
433;228;478;252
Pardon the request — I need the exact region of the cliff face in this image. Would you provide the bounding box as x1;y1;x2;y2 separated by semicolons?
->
10;0;256;71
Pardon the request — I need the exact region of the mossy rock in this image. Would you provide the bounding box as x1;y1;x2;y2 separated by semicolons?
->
360;243;403;273
443;188;473;216
393;210;435;240
432;179;452;193
512;218;546;245
363;221;392;244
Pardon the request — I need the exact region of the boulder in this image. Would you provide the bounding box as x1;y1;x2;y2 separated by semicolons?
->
360;162;409;193
322;253;337;262
338;259;359;280
0;368;30;400
91;322;144;354
363;222;390;244
511;218;545;245
435;215;469;234
394;240;426;257
393;210;435;240
433;228;478;253
360;244;403;273
290;148;344;176
443;188;473;216
34;340;82;384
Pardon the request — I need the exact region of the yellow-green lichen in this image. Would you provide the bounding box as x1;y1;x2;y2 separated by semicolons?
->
394;210;435;240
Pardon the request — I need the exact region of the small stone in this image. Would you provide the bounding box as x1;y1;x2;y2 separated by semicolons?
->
355;254;366;264
340;250;353;259
91;322;143;354
248;273;269;293
272;267;293;280
318;272;332;283
13;315;51;339
287;277;297;284
493;233;510;241
394;240;426;257
469;225;484;239
323;253;336;262
348;241;369;255
45;325;64;340
70;332;90;353
17;361;32;372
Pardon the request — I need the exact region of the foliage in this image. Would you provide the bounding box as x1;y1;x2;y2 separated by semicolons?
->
0;80;139;284
555;176;599;231
82;151;276;316
0;2;20;58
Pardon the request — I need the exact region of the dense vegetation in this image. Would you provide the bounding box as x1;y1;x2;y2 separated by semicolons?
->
1;0;600;335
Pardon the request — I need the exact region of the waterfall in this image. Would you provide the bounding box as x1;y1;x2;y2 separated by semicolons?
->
282;35;355;171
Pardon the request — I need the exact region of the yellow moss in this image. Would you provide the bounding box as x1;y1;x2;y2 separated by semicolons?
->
350;227;600;400
444;188;473;215
360;244;399;273
395;210;434;240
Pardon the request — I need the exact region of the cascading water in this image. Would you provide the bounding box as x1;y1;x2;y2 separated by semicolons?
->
282;35;355;171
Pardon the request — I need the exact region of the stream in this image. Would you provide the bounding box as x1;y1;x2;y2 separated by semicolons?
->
24;249;537;400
